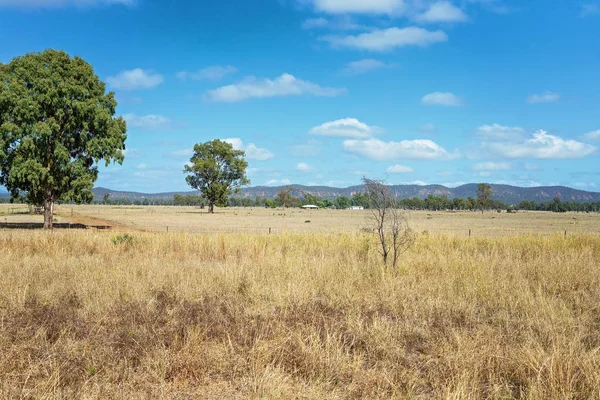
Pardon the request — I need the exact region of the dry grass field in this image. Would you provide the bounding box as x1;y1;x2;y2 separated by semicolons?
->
1;205;600;398
2;203;599;236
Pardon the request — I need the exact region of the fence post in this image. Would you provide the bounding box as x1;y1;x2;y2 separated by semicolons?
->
167;226;169;233
564;230;567;238
269;227;272;235
469;229;471;238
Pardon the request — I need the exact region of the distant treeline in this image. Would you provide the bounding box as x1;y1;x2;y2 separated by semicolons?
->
14;192;597;213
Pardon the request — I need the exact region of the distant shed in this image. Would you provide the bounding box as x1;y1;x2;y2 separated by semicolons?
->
302;205;320;209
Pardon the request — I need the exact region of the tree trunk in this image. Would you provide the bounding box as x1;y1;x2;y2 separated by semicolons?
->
43;197;54;230
208;201;214;213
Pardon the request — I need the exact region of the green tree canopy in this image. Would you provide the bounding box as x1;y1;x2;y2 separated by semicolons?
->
335;195;351;210
476;183;492;213
0;49;127;228
184;139;250;213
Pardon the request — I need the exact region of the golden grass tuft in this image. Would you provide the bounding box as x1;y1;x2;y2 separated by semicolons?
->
1;230;600;398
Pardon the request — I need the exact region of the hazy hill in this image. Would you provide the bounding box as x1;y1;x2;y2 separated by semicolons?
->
90;184;600;204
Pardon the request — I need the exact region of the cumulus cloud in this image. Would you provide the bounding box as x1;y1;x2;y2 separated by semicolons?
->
123;114;172;130
296;162;317;173
415;1;468;23
475;124;525;139
386;165;414;173
343;138;457;161
224;138;274;161
205;73;346;102
309;0;405;15
527;91;560;104
485;130;596;159
472;162;512;171
107;69;163;91
0;0;133;8
582;130;600;142
421;92;463;106
309;118;380;138
321;27;448;51
177;65;237;81
341;59;389;75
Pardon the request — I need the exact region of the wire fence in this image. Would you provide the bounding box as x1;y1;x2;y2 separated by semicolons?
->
1;221;597;238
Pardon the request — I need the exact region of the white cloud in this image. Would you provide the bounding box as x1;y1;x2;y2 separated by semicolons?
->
421;92;463;106
415;1;468;23
309;0;405;14
205;73;346;102
177;65;237;81
475;124;525;139
343;138;457;161
443;181;466;187
266;179;292;186
135;163;148;170
472;162;512;171
341;59;388;75
527;91;560;104
296;162;317;173
309;118;380;138
123;114;172;130
494;179;542;188
408;180;429;186
0;0;133;8
224;138;274;161
321;27;448;51
107;69;163;91
485;130;596;159
582;130;600;142
386;164;414;173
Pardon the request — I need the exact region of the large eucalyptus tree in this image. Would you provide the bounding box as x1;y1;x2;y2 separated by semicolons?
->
0;50;127;228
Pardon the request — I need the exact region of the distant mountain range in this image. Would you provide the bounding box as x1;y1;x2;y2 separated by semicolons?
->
87;184;600;204
2;184;598;204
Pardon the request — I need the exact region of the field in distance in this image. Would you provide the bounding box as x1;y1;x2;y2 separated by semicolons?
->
1;203;600;236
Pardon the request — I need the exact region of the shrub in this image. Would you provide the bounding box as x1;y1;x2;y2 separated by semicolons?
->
112;233;135;247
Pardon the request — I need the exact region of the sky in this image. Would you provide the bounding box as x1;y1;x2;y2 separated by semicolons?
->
0;0;599;193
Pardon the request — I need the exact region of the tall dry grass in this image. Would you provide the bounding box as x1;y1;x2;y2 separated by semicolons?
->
1;230;599;399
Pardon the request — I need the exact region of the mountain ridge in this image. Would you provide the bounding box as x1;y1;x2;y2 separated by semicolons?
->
88;184;600;204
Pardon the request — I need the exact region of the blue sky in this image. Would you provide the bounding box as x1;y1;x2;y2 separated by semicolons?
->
0;0;599;193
